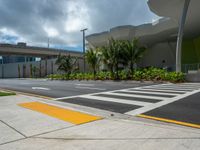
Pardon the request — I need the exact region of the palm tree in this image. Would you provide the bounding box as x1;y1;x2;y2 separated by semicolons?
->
55;54;77;76
100;38;124;79
85;48;100;78
123;38;147;74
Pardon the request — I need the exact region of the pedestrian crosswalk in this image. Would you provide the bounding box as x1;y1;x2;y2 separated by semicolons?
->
57;83;200;115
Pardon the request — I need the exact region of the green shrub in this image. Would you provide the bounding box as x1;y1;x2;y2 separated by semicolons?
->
164;72;185;83
47;67;185;83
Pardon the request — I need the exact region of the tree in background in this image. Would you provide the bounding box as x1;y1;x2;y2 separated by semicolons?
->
100;38;125;79
100;46;114;77
32;66;38;78
85;48;100;78
55;54;77;77
123;38;147;75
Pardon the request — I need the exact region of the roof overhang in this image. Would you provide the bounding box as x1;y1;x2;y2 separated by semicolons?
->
86;18;178;47
148;0;200;38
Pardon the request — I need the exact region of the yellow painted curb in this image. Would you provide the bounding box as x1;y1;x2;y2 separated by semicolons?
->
138;114;200;129
19;102;102;125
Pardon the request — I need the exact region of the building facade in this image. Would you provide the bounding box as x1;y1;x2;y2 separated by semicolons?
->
86;0;200;71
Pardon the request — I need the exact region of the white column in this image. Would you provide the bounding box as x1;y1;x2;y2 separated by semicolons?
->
176;0;191;72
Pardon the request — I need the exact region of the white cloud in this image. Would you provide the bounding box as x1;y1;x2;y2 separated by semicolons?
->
64;1;91;33
43;26;59;37
0;0;159;49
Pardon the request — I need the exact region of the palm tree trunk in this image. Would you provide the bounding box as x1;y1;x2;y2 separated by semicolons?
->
130;61;134;77
93;67;96;79
110;65;114;79
115;64;119;80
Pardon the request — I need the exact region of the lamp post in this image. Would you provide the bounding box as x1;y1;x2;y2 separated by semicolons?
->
0;56;3;78
176;0;191;72
80;28;88;73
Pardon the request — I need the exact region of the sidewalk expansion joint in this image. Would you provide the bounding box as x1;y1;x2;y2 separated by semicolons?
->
31;137;200;141
0;120;27;138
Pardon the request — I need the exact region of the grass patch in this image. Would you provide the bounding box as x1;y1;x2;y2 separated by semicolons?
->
0;91;16;97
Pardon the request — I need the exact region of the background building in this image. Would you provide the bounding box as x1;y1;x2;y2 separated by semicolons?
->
86;0;200;72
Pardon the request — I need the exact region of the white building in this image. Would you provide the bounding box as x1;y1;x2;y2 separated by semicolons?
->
86;0;200;72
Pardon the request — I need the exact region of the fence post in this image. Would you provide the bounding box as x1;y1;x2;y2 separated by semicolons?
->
51;61;53;74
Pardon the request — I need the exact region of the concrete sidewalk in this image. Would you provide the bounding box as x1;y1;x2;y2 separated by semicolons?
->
0;94;200;150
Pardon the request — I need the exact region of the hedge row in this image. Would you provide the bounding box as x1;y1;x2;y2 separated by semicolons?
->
47;67;185;83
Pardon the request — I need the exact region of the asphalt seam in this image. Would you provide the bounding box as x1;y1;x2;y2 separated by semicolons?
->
0;120;27;138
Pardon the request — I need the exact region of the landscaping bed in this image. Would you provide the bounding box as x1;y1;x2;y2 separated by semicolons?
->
48;67;185;83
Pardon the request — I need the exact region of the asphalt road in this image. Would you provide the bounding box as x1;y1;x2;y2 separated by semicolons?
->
1;79;200;128
143;92;200;125
0;79;153;98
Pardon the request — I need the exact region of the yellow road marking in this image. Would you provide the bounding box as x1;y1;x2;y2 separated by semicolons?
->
138;114;200;129
19;102;102;125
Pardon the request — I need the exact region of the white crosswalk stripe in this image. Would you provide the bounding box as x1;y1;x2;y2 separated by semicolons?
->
142;87;195;91
119;89;179;96
103;92;167;100
56;83;200;115
129;88;187;93
80;95;151;106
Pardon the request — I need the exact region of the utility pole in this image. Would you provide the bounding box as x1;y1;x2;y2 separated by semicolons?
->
48;38;50;48
80;28;88;73
0;56;4;78
176;0;191;72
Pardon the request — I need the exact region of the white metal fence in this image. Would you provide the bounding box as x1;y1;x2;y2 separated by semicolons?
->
0;58;86;78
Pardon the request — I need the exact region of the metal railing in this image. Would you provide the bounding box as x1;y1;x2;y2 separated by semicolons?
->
182;63;200;73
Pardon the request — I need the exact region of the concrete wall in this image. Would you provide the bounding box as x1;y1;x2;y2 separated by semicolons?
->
182;36;200;64
140;41;176;69
0;58;87;78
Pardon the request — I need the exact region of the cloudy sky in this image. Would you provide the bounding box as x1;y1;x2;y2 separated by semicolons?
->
0;0;159;51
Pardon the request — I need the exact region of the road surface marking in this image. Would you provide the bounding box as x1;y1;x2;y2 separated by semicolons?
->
138;114;200;129
125;89;200;116
19;102;102;125
142;87;193;91
79;95;152;106
32;87;50;90
103;92;167;100
142;85;198;90
131;88;187;93
120;89;179;96
162;84;200;87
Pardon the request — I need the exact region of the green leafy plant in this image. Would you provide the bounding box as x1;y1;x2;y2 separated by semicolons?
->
55;54;77;78
85;48;100;79
122;39;147;75
47;67;185;83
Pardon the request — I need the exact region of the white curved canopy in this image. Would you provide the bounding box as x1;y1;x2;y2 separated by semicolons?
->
87;0;200;48
148;0;200;37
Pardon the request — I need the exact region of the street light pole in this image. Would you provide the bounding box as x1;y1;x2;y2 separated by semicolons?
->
0;56;3;78
176;0;191;72
80;28;88;73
